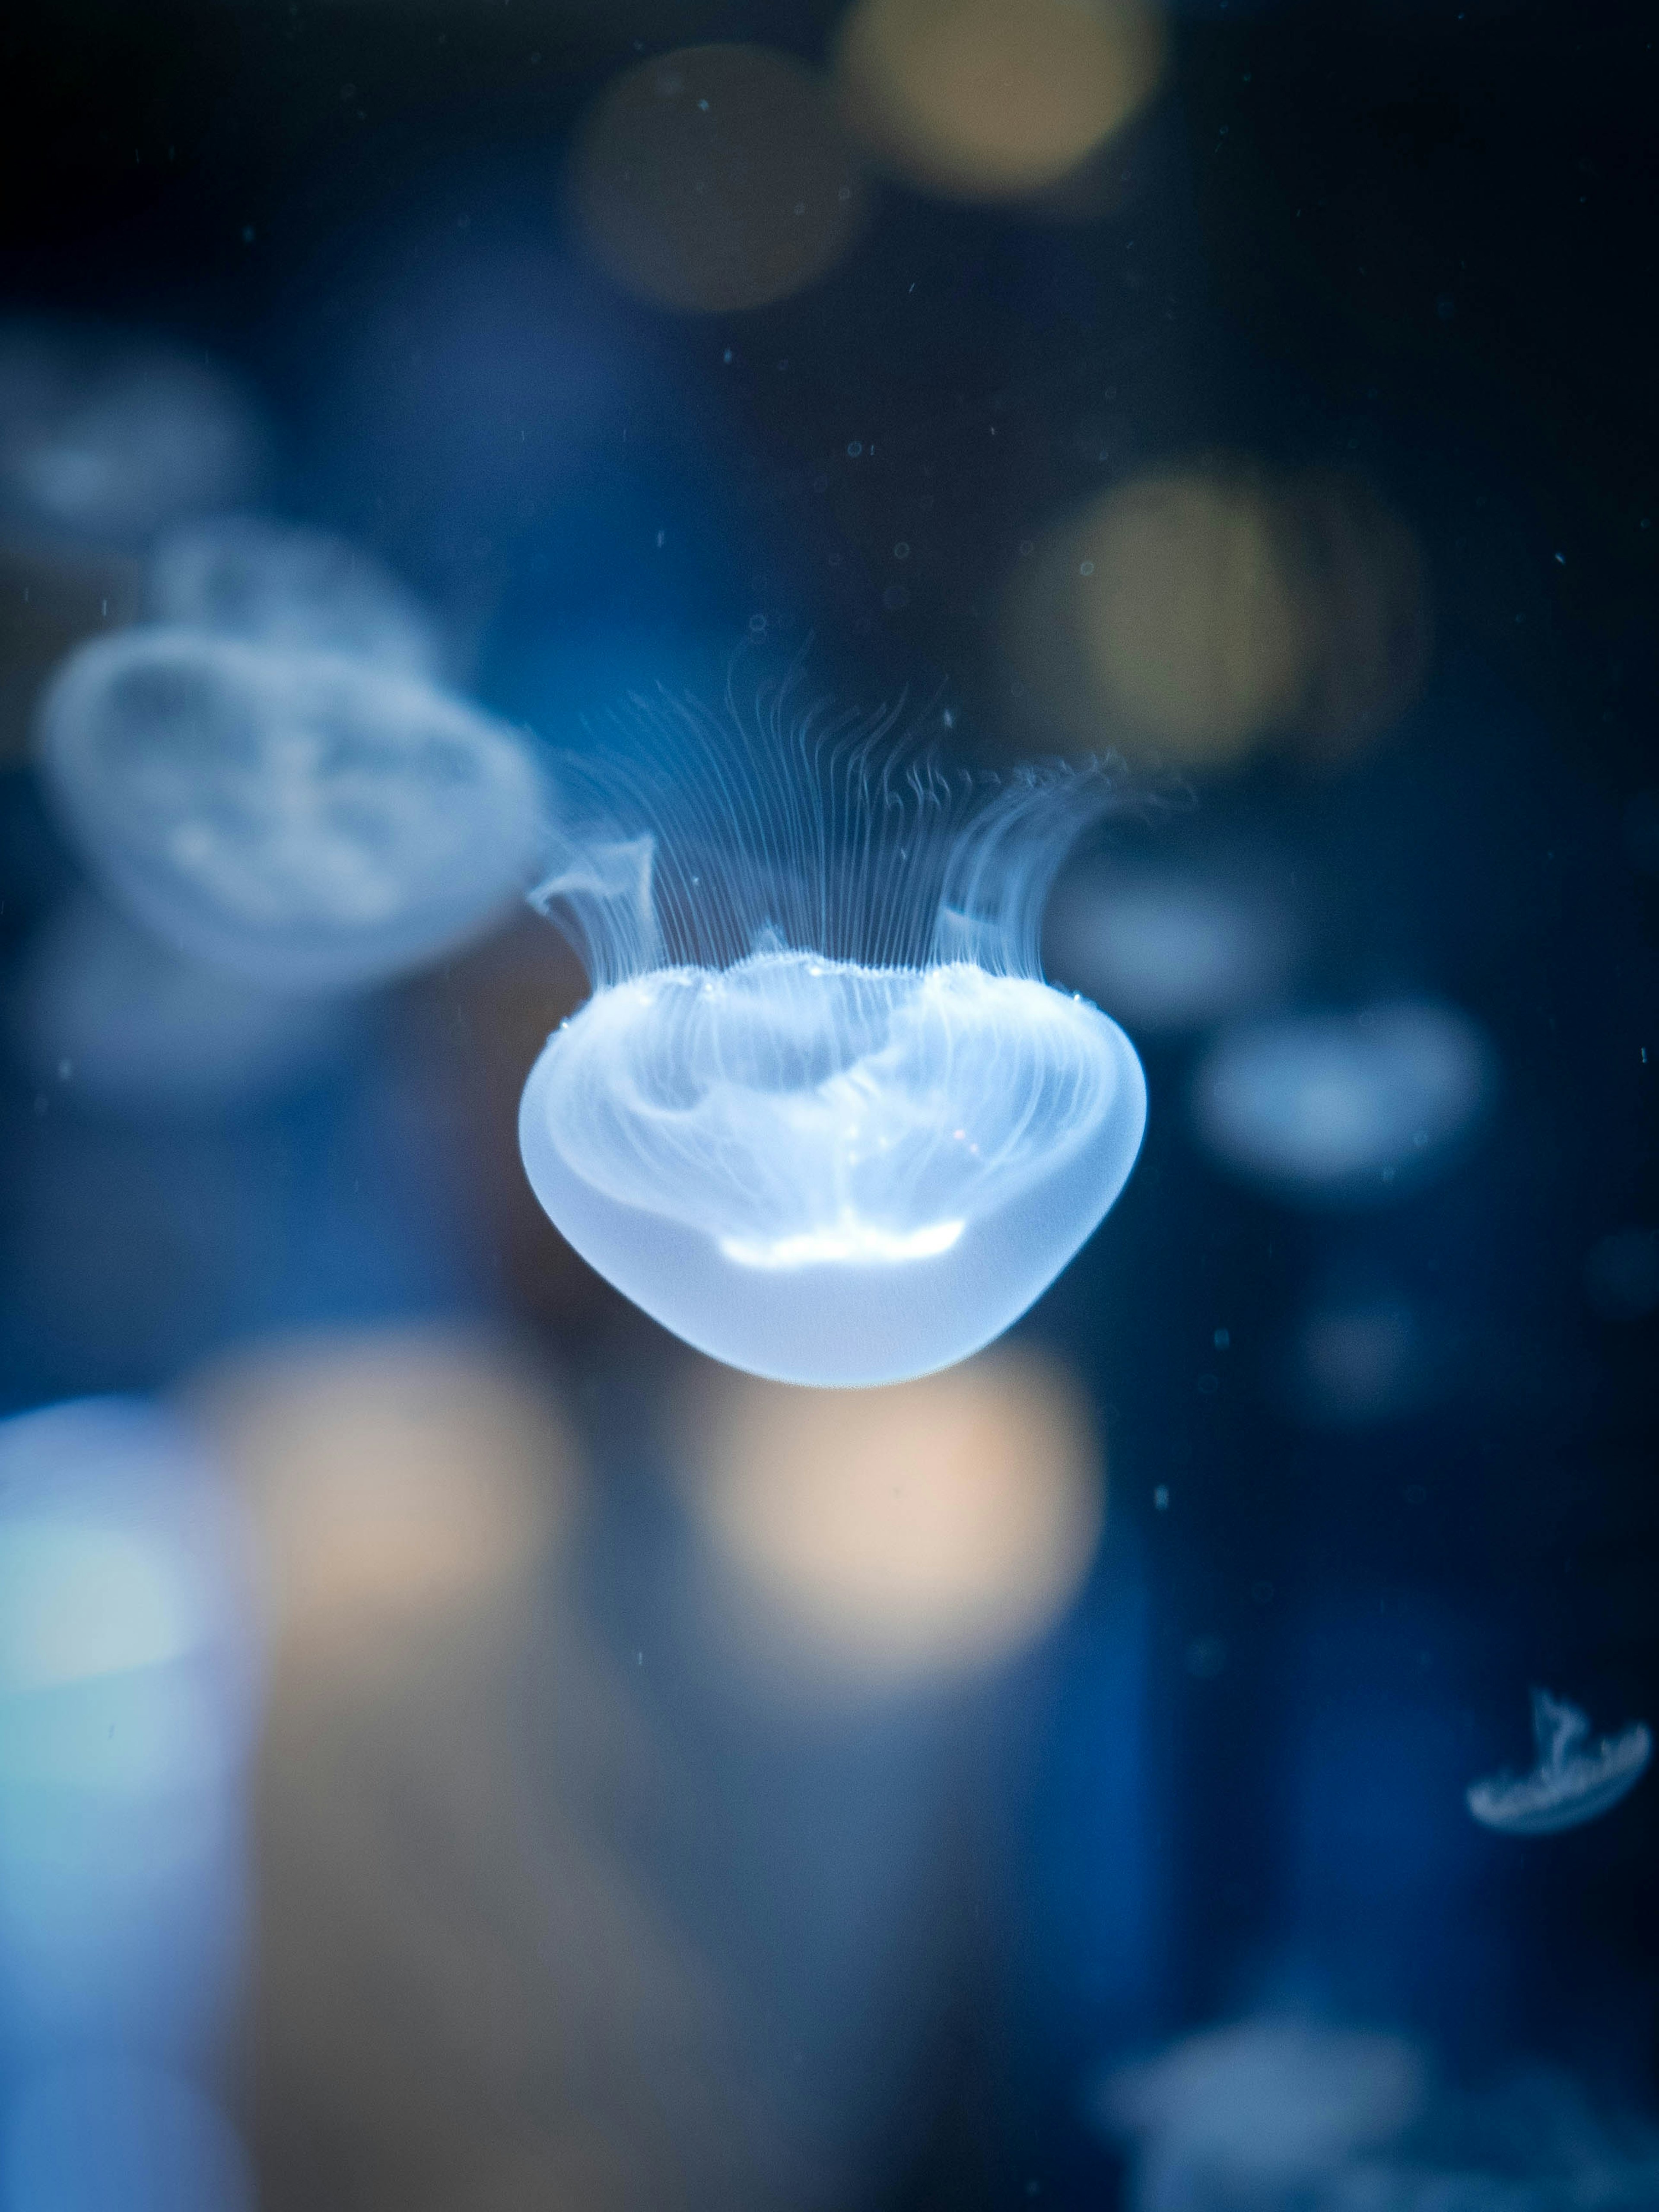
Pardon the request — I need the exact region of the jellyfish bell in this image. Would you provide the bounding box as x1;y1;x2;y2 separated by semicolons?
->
1467;1688;1652;1838
35;627;550;995
1192;998;1495;1205
146;514;443;680
518;693;1146;1387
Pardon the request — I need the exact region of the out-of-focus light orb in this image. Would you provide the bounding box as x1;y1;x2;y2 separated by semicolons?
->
35;628;549;993
1013;468;1319;768
147;515;442;680
1100;2018;1429;2202
1192;999;1494;1203
1007;465;1429;772
571;44;869;314
13;893;346;1116
521;955;1145;1386
1045;864;1296;1037
1583;1225;1659;1320
1285;468;1431;766
1467;1688;1651;1837
0;322;264;548
835;0;1166;204
2;2059;254;2212
688;1350;1102;1685
0;1400;240;1688
188;1328;580;1657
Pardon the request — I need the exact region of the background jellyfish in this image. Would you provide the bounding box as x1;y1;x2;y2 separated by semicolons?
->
35;627;549;995
1192;998;1495;1203
146;515;444;682
1467;1688;1652;1837
518;683;1147;1387
0;321;265;549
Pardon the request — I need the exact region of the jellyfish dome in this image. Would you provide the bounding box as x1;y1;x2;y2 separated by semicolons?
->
147;514;443;679
1467;1688;1651;1837
518;688;1146;1386
1192;998;1494;1203
0;321;264;547
35;627;549;993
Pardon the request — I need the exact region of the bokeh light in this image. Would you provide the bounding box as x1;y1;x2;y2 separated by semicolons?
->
187;1328;581;1659
1006;463;1428;772
835;0;1167;205
683;1349;1103;1687
570;44;869;314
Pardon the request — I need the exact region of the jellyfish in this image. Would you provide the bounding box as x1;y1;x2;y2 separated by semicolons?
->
146;513;444;680
1192;998;1494;1202
1045;861;1297;1036
1466;1688;1651;1837
517;685;1147;1386
35;627;549;993
0;320;264;547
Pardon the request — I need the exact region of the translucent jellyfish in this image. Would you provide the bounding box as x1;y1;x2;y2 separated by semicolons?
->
0;321;264;547
518;690;1147;1386
35;627;549;993
1467;1688;1651;1837
1045;861;1297;1036
1192;998;1494;1202
1098;2016;1428;2208
12;892;347;1115
146;513;443;680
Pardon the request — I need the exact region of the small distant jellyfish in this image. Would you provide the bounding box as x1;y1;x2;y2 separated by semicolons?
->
1192;998;1494;1203
35;628;549;994
146;513;444;680
518;686;1147;1386
0;320;265;547
1046;861;1297;1037
1467;1688;1652;1837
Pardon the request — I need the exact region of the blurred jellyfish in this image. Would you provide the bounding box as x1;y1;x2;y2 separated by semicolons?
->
1098;2015;1429;2212
0;321;264;548
1192;999;1495;1203
35;628;550;993
572;44;869;313
11;893;349;1116
1045;863;1297;1037
519;684;1147;1386
836;0;1166;206
1467;1688;1651;1837
146;514;443;680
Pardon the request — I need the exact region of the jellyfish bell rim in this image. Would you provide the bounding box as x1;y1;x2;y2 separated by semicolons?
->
517;960;1147;1388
